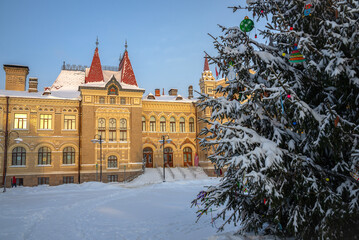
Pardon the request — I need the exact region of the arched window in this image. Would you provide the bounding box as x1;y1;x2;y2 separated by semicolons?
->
183;147;192;166
120;119;127;141
142;116;146;131
179;117;185;132
99;97;105;104
189;117;195;132
170;117;176;132
160;117;166;132
108;155;117;168
150;116;156;132
98;118;106;140
109;118;116;141
12;147;26;166
63;147;75;164
38;147;51;165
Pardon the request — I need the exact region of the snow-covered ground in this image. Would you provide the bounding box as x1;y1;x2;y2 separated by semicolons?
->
0;169;272;240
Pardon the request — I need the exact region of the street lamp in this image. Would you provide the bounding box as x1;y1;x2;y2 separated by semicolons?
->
1;130;23;192
91;134;104;182
159;135;172;182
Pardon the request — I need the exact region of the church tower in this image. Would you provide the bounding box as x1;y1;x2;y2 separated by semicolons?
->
197;55;217;174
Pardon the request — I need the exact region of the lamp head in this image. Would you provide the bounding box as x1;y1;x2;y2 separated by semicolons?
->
14;138;23;144
166;139;172;143
91;139;98;143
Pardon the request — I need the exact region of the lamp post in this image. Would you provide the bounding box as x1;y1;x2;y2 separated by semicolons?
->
91;134;103;182
1;130;23;192
159;135;171;182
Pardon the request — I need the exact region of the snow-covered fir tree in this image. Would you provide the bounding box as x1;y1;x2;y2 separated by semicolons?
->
193;0;359;238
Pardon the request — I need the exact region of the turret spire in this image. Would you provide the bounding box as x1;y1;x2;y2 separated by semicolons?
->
85;38;104;83
118;47;138;86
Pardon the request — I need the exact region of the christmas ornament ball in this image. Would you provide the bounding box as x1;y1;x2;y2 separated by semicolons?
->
282;53;286;56
240;16;254;32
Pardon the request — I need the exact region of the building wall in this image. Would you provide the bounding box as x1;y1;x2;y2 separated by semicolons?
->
142;100;198;168
0;96;80;187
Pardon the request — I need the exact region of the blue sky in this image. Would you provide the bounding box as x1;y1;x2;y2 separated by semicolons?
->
0;0;265;96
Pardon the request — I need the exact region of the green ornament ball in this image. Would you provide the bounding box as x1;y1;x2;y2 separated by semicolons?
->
240;16;254;32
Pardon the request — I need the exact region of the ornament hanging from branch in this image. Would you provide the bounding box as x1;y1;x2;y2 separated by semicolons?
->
240;16;254;32
303;0;313;17
227;65;236;81
350;169;359;181
334;116;340;127
289;44;305;63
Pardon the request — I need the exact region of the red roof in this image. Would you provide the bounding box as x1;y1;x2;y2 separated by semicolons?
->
204;55;210;72
119;50;138;86
85;47;104;83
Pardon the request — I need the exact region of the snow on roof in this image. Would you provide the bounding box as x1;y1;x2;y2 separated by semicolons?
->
51;70;85;91
142;93;197;103
51;69;143;92
0;89;80;100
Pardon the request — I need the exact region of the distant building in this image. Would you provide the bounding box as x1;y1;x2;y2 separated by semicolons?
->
0;41;222;187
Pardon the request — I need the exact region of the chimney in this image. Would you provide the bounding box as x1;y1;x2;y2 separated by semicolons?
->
155;88;161;96
168;89;178;96
28;77;38;93
42;87;51;95
188;85;193;99
3;64;29;91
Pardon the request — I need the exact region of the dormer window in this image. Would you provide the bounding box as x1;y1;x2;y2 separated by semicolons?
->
108;85;118;95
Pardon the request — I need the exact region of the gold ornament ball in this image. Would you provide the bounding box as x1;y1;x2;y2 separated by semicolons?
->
326;178;329;182
282;53;286;56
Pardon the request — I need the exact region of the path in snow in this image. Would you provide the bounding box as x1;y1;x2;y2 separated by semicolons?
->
126;167;209;187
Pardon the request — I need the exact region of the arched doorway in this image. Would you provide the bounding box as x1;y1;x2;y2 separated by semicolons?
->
143;147;153;168
164;147;173;167
183;147;192;166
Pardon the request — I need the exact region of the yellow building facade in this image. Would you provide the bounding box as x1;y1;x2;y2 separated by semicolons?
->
0;45;221;187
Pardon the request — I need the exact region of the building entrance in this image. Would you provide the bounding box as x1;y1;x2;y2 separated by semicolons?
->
143;147;153;168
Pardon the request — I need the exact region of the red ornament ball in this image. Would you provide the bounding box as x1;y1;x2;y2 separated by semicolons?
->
287;94;291;98
290;27;294;31
261;10;264;13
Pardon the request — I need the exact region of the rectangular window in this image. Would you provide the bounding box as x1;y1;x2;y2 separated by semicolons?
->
180;123;185;132
160;122;166;132
64;115;76;130
142;121;146;131
120;98;126;105
63;176;74;184
110;97;116;104
150;122;156;132
40;114;52;129
14;113;27;129
109;130;116;141
38;177;49;185
16;178;24;186
108;175;118;182
120;131;127;141
170;122;176;132
108;160;117;168
99;97;105;104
